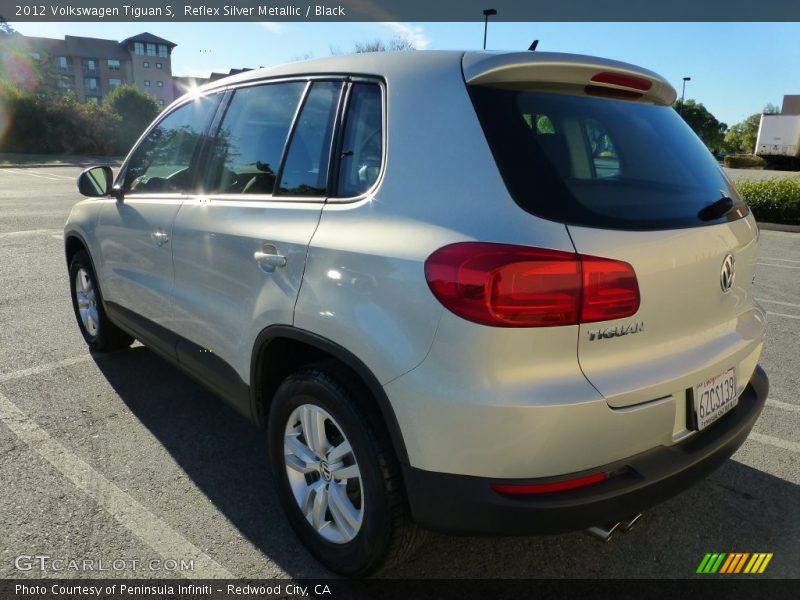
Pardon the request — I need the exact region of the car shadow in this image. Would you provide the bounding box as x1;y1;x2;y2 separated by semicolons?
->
92;346;799;579
91;345;330;578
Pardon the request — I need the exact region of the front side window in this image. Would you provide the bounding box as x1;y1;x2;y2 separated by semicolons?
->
108;59;120;70
144;80;151;87
336;83;383;197
56;56;68;69
146;43;156;57
122;95;219;194
109;78;122;88
205;82;305;195
133;42;144;55
278;81;342;196
158;45;168;58
85;77;98;90
143;61;150;68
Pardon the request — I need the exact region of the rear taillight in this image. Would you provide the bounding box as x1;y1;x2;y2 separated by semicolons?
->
580;255;640;323
424;242;639;327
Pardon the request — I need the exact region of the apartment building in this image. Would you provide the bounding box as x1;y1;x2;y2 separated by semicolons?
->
2;32;177;106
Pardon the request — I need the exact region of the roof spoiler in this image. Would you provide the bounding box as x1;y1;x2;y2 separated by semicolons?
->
463;52;677;106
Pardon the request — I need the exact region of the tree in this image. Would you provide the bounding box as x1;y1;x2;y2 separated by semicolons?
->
0;16;15;36
104;84;160;152
673;99;727;152
723;114;760;154
722;104;778;154
332;34;417;55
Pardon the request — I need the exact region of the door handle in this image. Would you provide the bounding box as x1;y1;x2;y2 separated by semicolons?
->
150;230;169;245
254;245;287;270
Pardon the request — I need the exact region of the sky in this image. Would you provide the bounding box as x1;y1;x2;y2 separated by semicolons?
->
9;21;800;126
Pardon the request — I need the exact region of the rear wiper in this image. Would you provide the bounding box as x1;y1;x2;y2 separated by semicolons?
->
698;195;734;221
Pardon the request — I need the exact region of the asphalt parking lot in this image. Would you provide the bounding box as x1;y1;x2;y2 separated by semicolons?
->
0;166;797;580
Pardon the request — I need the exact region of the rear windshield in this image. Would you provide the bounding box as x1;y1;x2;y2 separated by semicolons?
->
469;87;748;230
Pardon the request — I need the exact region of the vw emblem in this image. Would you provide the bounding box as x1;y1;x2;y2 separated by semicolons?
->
720;254;735;293
320;461;333;481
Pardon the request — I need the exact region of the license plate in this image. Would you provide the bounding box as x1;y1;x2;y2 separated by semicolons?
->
693;368;738;431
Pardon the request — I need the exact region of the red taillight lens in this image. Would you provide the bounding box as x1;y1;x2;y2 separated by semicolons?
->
491;471;607;496
424;243;639;327
590;71;653;91
425;243;581;327
581;255;640;323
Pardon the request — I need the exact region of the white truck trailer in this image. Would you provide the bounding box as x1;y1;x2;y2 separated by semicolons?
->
755;114;800;169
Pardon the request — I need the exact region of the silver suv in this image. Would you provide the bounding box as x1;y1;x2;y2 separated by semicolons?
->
65;51;769;576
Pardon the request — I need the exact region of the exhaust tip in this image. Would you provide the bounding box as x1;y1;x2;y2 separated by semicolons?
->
621;513;642;533
586;514;642;542
586;522;620;542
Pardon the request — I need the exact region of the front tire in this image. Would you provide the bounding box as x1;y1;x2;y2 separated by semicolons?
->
68;250;133;352
267;365;423;576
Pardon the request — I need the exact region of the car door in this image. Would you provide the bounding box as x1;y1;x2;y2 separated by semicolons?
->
95;93;220;355
169;79;344;404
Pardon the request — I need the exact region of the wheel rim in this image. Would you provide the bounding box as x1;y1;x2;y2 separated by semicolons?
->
74;268;99;338
283;403;364;544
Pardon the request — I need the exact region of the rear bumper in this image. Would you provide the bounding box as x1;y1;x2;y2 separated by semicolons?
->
405;365;768;535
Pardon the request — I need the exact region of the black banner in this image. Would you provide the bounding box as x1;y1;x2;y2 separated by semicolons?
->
2;579;799;600
2;0;800;22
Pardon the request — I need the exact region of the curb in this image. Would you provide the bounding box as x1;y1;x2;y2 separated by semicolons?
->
757;222;800;233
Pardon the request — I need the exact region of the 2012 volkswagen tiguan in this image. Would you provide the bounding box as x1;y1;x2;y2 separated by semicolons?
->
64;51;769;576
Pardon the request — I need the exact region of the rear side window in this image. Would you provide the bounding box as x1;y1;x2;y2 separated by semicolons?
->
278;81;343;196
469;87;748;230
336;83;383;197
205;82;305;195
122;94;219;194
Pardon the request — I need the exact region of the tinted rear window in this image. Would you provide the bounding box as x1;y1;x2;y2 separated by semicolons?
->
469;87;748;230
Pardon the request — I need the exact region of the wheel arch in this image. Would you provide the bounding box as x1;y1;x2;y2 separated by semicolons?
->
250;325;410;467
64;231;90;268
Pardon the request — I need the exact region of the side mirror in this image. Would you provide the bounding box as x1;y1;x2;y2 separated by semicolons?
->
77;165;114;197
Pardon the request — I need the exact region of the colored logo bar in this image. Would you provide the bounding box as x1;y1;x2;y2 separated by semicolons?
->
696;553;773;574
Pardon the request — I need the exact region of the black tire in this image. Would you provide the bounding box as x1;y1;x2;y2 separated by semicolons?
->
267;365;424;576
68;250;133;352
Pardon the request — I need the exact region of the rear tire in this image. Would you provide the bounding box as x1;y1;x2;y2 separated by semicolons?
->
68;250;133;352
267;365;424;576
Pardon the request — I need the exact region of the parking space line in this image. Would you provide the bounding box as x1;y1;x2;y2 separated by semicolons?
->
0;229;63;239
0;355;91;383
749;431;800;454
1;168;62;180
767;399;800;413
767;311;800;321
757;263;800;270
758;298;800;309
29;170;77;180
0;389;234;579
760;256;800;264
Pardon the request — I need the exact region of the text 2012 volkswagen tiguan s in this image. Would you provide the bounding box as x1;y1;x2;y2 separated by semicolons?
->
65;51;769;575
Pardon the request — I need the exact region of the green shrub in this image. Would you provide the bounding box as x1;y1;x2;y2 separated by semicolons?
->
724;154;767;169
737;178;800;225
0;81;154;155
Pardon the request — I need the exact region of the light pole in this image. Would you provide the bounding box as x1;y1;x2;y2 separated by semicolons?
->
680;76;691;116
483;8;497;50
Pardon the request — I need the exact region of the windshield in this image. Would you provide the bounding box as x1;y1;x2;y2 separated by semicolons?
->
469;86;748;230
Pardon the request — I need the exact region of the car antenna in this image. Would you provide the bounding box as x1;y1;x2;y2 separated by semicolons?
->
528;39;539;51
